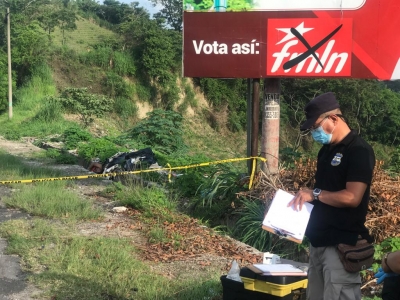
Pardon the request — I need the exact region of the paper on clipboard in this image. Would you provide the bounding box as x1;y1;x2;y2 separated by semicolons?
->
262;189;313;243
252;264;307;276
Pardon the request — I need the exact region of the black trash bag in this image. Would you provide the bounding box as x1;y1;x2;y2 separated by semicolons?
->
102;148;156;174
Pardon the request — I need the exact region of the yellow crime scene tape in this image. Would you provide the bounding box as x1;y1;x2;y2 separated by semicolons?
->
0;156;267;189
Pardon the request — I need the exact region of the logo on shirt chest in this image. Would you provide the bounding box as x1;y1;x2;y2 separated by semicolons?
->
331;153;343;166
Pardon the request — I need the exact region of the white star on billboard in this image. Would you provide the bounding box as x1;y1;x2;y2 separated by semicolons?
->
276;22;313;44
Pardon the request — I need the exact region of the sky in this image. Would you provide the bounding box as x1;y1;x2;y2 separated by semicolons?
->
118;0;163;16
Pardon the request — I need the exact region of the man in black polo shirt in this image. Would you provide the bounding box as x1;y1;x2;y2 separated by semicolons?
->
288;92;375;300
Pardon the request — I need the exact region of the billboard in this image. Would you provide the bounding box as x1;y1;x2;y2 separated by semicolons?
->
183;0;400;79
184;0;366;12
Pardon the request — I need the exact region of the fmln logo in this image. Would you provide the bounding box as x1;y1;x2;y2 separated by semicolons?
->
267;18;353;76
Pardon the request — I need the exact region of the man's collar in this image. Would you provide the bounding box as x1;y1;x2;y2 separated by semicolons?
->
336;130;356;146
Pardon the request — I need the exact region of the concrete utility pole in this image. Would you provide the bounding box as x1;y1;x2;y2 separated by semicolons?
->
7;8;12;120
261;78;281;175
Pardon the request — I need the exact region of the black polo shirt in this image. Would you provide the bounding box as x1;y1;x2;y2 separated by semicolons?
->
305;130;375;247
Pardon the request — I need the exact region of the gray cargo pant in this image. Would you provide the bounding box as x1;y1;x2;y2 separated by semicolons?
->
307;245;361;300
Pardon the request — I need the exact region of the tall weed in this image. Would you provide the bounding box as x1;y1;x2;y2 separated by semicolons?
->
4;181;102;220
115;184;176;215
102;72;134;99
232;197;273;251
33;96;64;123
15;64;56;112
79;47;135;76
113;97;138;121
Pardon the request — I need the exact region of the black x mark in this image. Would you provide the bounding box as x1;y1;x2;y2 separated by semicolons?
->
283;24;343;70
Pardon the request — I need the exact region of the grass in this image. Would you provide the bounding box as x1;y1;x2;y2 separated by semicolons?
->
4;181;102;220
0;64;74;139
0;152;60;180
0;219;223;300
0;152;223;299
0;152;102;220
52;17;117;53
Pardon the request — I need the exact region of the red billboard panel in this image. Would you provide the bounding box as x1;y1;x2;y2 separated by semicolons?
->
267;19;352;77
183;0;400;79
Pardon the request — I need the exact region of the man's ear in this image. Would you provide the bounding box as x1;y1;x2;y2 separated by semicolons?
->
330;114;339;125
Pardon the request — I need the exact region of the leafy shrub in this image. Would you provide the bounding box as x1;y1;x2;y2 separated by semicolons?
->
63;126;92;150
280;147;304;169
58;87;113;126
374;237;400;261
129;109;186;154
77;138;121;162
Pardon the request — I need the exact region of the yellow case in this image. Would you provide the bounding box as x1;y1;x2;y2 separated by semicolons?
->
241;277;308;297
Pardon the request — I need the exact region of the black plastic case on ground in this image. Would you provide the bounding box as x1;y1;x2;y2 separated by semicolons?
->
239;267;307;285
220;275;306;300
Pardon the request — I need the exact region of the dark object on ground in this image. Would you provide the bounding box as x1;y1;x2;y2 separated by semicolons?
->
87;148;157;175
102;147;156;173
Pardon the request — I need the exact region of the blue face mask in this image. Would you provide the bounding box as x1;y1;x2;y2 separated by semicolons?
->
311;125;332;144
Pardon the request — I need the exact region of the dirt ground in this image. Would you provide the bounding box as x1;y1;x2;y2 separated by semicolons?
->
0;137;263;299
0;137;382;299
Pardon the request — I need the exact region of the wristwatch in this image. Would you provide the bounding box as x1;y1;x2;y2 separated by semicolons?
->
384;252;393;272
313;188;322;201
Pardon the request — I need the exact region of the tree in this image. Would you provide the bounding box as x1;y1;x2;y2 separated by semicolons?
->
280;78;400;147
57;8;77;45
37;7;60;37
151;0;182;31
11;20;50;82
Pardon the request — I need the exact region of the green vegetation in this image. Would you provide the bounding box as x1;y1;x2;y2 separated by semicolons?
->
0;219;221;300
0;0;399;299
128;109;186;154
4;181;102;220
0;154;222;299
57;87;114;126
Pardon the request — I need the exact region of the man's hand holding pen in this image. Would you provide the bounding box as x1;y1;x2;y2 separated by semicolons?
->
288;189;314;211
